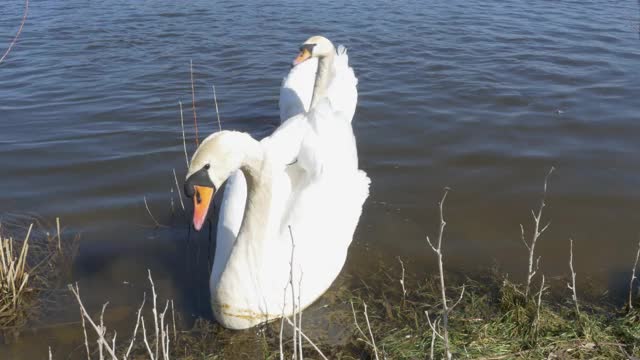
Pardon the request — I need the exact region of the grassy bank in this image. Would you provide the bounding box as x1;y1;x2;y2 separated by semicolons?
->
61;172;640;359
66;265;638;359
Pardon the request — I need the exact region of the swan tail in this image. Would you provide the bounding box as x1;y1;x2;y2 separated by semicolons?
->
352;170;371;207
333;169;370;247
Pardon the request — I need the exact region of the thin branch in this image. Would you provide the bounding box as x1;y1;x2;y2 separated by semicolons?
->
429;318;439;360
350;300;380;360
143;196;166;228
170;299;177;343
424;310;445;341
178;101;190;168
172;168;185;211
0;0;29;65
426;236;437;253
190;60;199;146
524;167;555;298
428;187;455;360
398;256;407;302
533;274;546;338
425;310;443;360
628;237;640;310
298;273;303;360
148;270;159;360
351;300;374;347
56;217;61;252
288;226;297;360
68;283;119;359
141;316;155;360
78;286;91;360
159;301;170;360
567;238;580;317
362;302;380;360
98;301;109;360
520;224;530;251
212;85;222;132
279;281;287;360
284;317;329;360
124;293;147;360
450;285;466;312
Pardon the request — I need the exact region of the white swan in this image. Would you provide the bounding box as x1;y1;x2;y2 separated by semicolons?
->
184;36;369;329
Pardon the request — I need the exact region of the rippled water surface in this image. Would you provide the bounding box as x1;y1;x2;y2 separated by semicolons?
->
1;0;640;357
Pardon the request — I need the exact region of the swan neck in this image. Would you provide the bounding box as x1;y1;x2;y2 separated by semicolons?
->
235;142;273;253
310;51;335;108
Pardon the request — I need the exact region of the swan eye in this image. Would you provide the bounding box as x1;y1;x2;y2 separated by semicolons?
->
300;43;316;54
204;164;211;170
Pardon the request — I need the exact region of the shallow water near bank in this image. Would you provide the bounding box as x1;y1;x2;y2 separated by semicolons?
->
1;0;640;357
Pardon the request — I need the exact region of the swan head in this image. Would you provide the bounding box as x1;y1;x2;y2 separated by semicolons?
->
293;35;336;66
184;131;251;231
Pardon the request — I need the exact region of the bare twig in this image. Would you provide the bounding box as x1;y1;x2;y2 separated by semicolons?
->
284;317;329;360
0;0;29;65
279;246;291;360
212;85;222;132
178;102;190;168
79;289;91;359
143;196;166;228
424;310;444;342
56;217;61;251
426;187;459;360
69;271;173;360
425;311;443;360
297;273;303;360
68;283;119;359
279;302;285;360
350;300;380;360
628;238;640;310
147;270;160;360
159;301;170;360
170;300;177;343
124;293;146;360
523;167;554;298
190;60;199;146
450;285;466;312
534;275;546;336
98;301;109;360
398;256;407;302
172;169;185;211
363;302;380;360
429;318;438;360
288;226;298;360
141;316;155;360
567;238;580;317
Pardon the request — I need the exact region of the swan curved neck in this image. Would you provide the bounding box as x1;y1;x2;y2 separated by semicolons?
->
310;51;335;108
235;139;273;257
210;135;272;283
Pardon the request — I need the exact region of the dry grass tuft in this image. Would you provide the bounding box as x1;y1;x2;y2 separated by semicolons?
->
0;215;78;333
0;224;33;327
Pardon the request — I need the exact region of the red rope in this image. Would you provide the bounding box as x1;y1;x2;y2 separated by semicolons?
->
0;0;29;65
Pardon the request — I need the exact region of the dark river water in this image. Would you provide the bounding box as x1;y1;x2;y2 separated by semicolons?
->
1;0;640;358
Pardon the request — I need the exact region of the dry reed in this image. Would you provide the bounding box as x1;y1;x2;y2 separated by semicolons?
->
0;224;33;327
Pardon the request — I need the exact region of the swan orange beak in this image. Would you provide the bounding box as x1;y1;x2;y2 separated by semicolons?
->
193;185;214;231
293;48;311;66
